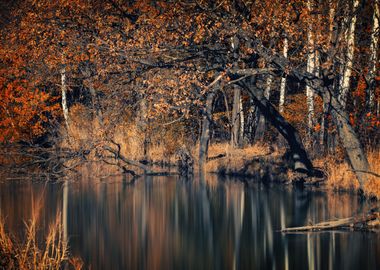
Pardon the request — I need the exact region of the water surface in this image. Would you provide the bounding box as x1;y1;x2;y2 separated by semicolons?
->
0;175;379;269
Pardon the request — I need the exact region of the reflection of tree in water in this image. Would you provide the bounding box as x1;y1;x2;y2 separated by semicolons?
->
1;177;380;270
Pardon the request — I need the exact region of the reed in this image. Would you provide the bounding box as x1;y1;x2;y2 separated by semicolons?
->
0;214;82;270
325;149;380;199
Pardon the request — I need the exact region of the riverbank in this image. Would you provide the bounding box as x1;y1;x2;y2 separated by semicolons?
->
203;143;380;199
1;132;379;199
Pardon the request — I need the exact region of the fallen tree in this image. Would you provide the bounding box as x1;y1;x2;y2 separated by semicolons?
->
281;210;380;232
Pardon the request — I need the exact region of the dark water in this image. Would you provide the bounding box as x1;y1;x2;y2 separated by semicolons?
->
0;175;379;270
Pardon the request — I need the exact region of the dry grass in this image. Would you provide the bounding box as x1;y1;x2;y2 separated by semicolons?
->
363;150;380;199
62;103;184;164
325;158;360;191
0;214;82;270
323;150;380;199
204;142;279;173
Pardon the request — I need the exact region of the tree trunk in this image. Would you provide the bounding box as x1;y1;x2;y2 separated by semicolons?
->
82;67;103;126
239;94;244;143
249;36;370;188
255;74;272;141
279;37;288;113
242;83;314;174
138;96;149;160
231;87;243;148
319;93;329;151
329;93;370;187
306;0;315;137
367;1;379;111
199;91;216;166
339;0;359;107
61;67;70;132
245;98;256;143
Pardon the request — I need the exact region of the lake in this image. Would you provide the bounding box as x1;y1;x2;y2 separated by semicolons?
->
0;174;379;270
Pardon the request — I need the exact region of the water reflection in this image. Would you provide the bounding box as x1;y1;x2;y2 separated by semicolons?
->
0;175;379;270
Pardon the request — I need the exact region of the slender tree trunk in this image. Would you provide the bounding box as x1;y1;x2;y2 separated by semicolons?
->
88;83;104;126
239;94;244;143
82;68;103;126
367;1;379;111
61;67;70;132
199;91;216;166
319;94;329;149
246;98;256;143
279;38;288;113
339;0;359;107
138;96;149;160
306;0;315;137
231;87;242;147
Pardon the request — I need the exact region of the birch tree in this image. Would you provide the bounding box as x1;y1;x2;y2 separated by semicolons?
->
367;1;379;112
279;37;288;114
339;0;360;107
306;0;315;137
60;66;70;133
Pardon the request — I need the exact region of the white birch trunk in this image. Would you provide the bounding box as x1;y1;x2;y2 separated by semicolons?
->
339;0;359;106
368;1;379;110
279;38;288;113
239;94;244;143
61;67;70;132
306;0;315;134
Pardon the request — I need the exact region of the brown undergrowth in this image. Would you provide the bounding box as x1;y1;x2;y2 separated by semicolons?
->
64;105;380;198
0;214;83;270
203;142;281;173
319;150;380;199
62;103;185;165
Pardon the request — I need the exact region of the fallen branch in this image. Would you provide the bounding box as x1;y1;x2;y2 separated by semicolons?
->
207;153;226;161
281;211;380;232
350;169;380;179
103;145;152;173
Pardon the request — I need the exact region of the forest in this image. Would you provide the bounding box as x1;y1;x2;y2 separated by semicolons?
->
1;0;379;193
0;0;379;191
0;0;380;269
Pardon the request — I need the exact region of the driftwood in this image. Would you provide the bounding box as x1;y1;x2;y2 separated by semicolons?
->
281;211;380;232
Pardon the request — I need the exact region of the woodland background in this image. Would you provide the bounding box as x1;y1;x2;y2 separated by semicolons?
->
0;0;379;195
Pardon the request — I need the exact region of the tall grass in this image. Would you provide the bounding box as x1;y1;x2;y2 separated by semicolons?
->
325;150;380;199
203;142;279;173
0;214;82;270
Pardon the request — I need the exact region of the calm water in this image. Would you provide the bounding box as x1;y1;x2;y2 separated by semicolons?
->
0;174;379;270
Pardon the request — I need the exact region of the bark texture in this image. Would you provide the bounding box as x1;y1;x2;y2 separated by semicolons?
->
246;38;370;186
339;0;359;107
231;87;243;147
199;91;216;166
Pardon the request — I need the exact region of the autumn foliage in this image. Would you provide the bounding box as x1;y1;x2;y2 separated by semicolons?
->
0;0;379;173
